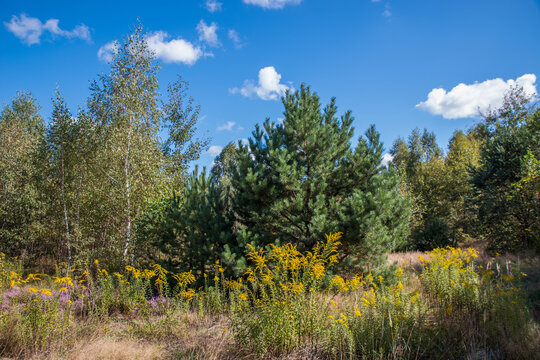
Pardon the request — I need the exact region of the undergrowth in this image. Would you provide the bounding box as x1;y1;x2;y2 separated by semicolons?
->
0;236;538;359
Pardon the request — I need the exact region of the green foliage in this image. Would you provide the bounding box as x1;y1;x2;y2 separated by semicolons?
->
87;23;167;265
0;23;207;267
508;150;540;251
232;85;410;267
0;93;46;262
163;77;210;190
136;167;243;277
137;86;410;275
472;87;540;252
43;91;91;269
412;217;453;251
391;128;482;250
81;23;206;266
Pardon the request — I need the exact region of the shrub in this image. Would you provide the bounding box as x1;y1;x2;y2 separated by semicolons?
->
412;217;453;251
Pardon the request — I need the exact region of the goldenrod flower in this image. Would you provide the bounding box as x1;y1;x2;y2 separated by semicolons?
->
172;271;196;287
40;288;52;296
54;276;73;286
180;288;195;301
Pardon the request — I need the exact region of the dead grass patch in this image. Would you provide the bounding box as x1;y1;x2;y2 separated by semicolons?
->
68;338;164;360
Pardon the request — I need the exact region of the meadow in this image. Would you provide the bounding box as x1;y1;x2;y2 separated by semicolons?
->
1;7;540;360
1;233;538;360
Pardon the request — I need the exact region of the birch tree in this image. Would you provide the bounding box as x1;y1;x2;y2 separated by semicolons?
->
88;25;163;264
46;92;76;267
87;24;206;264
0;93;46;261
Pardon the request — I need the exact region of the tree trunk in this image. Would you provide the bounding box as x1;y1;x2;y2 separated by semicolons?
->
61;156;72;270
122;122;133;263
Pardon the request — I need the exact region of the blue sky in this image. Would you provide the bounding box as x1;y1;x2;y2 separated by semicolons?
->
1;0;539;167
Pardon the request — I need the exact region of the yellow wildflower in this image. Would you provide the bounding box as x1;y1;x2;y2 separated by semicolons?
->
180;288;195;301
40;288;52;296
172;271;196;287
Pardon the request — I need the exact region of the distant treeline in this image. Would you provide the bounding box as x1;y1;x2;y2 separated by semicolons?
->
1;25;538;274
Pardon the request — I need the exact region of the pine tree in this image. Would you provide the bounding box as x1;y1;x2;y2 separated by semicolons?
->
136;166;242;277
232;85;410;267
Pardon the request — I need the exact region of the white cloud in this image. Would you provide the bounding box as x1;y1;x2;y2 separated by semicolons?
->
205;0;223;12
207;145;223;156
197;20;220;47
240;138;249;145
217;121;236;131
4;14;90;45
97;41;117;62
230;66;290;101
147;31;204;64
381;153;394;167
417;74;537;119
242;0;301;9
228;29;243;48
98;31;205;65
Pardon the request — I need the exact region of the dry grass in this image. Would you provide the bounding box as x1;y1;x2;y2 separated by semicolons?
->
152;312;235;360
2;244;538;360
390;243;540;321
32;313;235;360
68;339;164;360
387;251;425;272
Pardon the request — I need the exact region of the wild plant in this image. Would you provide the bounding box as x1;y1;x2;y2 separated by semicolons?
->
420;247;535;358
229;233;342;356
324;268;425;359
